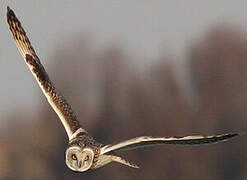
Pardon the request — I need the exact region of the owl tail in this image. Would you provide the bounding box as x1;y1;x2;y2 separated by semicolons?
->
111;155;139;168
95;154;139;169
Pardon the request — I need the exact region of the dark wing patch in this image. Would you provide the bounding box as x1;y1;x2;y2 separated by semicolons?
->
7;7;38;60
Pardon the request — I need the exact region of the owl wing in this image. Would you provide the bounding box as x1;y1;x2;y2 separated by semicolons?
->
100;133;238;154
7;7;87;140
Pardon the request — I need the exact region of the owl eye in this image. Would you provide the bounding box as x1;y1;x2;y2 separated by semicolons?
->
84;155;89;161
71;154;77;160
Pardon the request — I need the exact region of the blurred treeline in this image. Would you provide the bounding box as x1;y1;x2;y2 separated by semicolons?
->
0;26;246;180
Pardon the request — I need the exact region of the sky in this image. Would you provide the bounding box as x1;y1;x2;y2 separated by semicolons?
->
1;1;247;121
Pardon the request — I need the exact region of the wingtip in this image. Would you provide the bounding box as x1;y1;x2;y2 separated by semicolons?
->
219;133;241;142
7;6;12;14
233;132;244;137
7;6;15;20
229;133;240;137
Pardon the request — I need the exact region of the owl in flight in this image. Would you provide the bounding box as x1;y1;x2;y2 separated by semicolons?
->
7;6;238;172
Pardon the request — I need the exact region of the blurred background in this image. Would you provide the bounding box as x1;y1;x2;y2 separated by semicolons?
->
0;1;246;179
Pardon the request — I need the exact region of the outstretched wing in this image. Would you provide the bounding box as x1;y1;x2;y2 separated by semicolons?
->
100;133;238;154
7;7;87;140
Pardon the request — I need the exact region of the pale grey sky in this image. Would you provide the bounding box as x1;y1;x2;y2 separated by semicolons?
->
1;1;247;121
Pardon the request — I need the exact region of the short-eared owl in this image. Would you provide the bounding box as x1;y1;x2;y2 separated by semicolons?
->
7;6;238;172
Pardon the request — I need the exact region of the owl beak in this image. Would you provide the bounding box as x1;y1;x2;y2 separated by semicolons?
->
78;159;82;168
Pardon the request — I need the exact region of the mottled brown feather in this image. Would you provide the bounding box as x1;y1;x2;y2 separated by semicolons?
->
7;6;84;139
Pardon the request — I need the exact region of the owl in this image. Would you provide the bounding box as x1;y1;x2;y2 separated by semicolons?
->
7;6;238;172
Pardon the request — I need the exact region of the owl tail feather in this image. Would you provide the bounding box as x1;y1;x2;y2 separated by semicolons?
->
111;155;139;168
94;154;139;169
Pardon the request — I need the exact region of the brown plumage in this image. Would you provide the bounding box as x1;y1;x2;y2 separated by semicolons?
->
7;7;84;140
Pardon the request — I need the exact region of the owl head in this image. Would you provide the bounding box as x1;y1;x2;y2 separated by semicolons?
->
65;146;94;172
